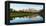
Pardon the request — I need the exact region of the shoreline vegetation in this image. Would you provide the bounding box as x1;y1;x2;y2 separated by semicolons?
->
9;8;44;20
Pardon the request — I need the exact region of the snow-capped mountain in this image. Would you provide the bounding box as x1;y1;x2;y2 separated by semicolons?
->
11;8;43;12
19;8;42;12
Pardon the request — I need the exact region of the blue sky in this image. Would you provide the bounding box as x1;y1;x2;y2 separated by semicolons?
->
10;3;43;11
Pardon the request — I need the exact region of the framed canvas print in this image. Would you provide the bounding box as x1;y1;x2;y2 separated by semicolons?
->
5;1;45;25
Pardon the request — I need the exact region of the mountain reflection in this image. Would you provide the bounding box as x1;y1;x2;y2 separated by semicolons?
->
10;15;43;23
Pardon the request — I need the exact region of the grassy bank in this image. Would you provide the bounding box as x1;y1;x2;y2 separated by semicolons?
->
10;12;34;17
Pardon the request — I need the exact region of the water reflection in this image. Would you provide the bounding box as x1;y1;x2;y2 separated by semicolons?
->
10;15;43;23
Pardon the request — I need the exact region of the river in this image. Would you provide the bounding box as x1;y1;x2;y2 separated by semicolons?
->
10;15;43;23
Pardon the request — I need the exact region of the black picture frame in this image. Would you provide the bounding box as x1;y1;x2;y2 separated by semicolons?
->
5;1;45;25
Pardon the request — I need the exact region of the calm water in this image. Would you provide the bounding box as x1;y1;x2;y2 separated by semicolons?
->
10;15;43;23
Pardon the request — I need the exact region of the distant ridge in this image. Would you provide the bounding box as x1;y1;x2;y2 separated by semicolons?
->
10;8;42;12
